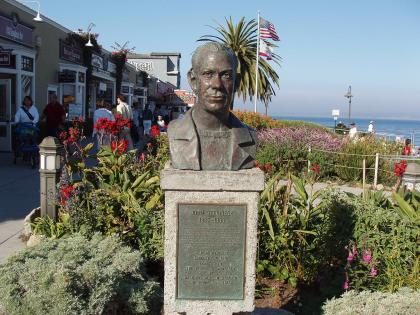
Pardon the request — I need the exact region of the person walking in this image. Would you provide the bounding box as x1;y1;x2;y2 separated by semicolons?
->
14;96;39;125
116;94;133;150
142;104;153;136
40;94;66;137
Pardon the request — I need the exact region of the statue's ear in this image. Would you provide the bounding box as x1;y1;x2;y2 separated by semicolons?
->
234;73;241;92
187;68;197;93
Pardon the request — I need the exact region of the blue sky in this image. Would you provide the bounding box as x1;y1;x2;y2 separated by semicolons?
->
32;0;420;119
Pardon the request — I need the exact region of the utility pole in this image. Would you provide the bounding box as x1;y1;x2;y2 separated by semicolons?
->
344;85;353;125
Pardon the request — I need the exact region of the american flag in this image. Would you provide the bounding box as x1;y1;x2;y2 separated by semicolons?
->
259;17;280;41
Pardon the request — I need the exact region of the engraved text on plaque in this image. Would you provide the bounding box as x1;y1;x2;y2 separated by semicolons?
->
177;204;246;300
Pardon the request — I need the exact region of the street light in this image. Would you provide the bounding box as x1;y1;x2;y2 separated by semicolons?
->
344;85;353;125
21;1;43;22
85;22;96;47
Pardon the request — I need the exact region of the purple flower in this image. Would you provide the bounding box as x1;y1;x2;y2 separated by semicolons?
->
362;250;372;263
258;127;343;152
343;281;349;290
370;267;378;277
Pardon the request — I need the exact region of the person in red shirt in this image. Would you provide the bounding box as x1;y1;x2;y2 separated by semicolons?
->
41;94;66;137
402;138;412;156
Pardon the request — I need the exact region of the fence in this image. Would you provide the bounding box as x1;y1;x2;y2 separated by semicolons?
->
308;147;420;190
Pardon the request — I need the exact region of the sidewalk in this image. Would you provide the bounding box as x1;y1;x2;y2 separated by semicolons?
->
0;152;39;263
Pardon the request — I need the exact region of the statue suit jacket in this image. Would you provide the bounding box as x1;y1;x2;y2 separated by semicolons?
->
167;109;257;171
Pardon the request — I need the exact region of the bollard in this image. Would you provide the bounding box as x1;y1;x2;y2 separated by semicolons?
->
39;137;63;220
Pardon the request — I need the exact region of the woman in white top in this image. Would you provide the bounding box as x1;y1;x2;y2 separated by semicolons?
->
14;96;39;124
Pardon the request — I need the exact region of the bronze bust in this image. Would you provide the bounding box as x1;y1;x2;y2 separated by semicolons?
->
168;43;257;171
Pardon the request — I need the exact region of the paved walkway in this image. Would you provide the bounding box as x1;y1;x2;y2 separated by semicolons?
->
0;152;39;263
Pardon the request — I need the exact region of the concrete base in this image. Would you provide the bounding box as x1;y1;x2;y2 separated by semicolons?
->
161;164;265;315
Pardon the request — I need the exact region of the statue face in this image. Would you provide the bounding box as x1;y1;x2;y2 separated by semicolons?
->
193;51;235;114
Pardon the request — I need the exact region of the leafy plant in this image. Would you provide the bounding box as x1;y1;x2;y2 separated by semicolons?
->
345;196;420;292
0;233;162;315
392;190;420;227
257;173;353;286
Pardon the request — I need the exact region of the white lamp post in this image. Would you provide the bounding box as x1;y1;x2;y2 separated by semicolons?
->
85;22;96;47
39;137;63;219
21;1;43;22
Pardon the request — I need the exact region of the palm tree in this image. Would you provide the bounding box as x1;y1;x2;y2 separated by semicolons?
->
198;17;281;108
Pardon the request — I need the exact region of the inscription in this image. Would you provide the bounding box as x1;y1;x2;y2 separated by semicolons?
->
177;204;246;300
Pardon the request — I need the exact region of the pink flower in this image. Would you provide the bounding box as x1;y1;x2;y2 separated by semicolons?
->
362;250;372;263
140;153;145;162
370;267;378;277
347;253;354;263
343;281;349;290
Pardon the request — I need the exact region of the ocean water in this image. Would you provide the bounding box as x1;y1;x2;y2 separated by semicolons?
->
274;116;420;146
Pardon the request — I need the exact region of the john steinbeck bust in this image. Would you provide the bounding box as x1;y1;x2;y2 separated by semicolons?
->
168;42;257;171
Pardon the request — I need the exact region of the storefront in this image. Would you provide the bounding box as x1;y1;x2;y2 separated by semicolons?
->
0;12;36;151
89;52;116;117
57;40;86;120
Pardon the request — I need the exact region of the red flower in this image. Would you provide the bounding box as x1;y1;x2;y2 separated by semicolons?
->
140;153;146;162
264;163;273;173
58;131;68;142
310;163;321;175
147;142;153;150
60;184;75;206
111;139;128;155
67;127;80;143
150;125;160;137
394;160;407;177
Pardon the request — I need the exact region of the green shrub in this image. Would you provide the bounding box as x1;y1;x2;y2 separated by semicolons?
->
335;136;402;184
345;196;419;292
322;288;420;315
0;233;162;315
257;174;354;286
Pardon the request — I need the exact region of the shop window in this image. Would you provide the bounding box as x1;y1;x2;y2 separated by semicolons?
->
21;56;34;72
62;83;76;114
21;75;33;99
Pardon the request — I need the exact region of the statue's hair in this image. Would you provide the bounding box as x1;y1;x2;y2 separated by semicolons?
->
191;42;238;72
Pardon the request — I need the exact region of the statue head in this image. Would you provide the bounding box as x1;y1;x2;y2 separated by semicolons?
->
188;42;239;115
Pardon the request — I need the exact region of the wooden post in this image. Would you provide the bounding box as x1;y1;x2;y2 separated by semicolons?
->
374;153;379;189
362;159;366;197
308;146;311;173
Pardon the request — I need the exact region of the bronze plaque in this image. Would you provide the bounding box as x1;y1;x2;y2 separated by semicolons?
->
177;203;246;300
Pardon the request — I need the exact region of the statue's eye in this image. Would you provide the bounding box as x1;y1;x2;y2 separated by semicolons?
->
222;72;232;79
202;71;213;78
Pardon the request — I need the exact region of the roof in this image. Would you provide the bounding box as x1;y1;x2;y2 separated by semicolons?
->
127;52;181;59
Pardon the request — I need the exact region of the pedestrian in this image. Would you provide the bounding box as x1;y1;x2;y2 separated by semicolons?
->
40;94;66;137
153;104;164;123
15;96;39;125
142;103;153;136
349;122;358;139
402;138;412;156
368;120;375;133
157;115;166;131
93;100;114;149
116;94;133;150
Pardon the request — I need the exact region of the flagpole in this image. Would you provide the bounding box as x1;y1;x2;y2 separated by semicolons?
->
254;10;260;113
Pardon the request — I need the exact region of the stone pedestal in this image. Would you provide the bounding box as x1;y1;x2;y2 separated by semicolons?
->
161;164;265;315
